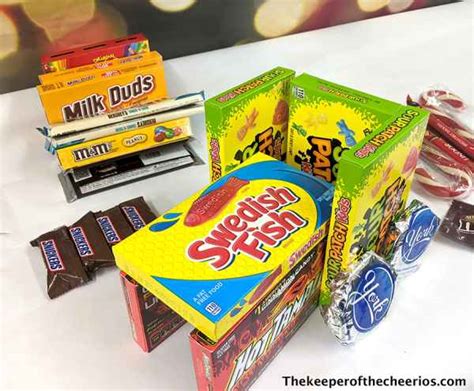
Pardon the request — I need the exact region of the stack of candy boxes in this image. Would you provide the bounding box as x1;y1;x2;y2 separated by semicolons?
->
113;67;430;390
36;34;200;200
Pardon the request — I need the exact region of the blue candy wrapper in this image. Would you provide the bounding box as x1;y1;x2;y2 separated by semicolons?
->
321;251;397;345
384;199;440;276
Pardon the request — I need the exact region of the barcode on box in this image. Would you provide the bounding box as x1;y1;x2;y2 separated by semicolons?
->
294;86;305;100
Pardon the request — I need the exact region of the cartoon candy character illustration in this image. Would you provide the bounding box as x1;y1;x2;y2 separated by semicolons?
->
336;119;357;147
237;108;258;141
272;99;289;125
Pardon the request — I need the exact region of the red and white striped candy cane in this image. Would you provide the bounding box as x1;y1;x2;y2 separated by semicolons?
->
423;129;474;174
415;96;474;159
415;150;472;198
421;89;466;111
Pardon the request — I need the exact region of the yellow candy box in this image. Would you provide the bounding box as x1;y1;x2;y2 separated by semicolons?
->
113;153;333;341
56;116;191;171
37;57;167;124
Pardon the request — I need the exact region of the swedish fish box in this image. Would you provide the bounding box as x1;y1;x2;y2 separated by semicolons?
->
38;58;167;124
320;106;429;305
190;242;326;391
39;51;162;86
287;74;403;184
114;153;333;341
56;117;191;171
205;67;295;182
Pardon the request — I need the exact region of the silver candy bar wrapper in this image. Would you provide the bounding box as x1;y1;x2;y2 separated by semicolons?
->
382;199;440;276
321;251;397;345
58;142;202;202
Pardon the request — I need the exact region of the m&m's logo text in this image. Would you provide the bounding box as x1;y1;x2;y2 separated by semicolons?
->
187;186;307;270
122;206;146;230
96;216;121;244
40;240;65;272
69;227;94;257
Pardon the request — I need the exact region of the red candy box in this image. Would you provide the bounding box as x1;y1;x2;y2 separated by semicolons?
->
189;243;325;391
120;272;185;352
41;34;150;73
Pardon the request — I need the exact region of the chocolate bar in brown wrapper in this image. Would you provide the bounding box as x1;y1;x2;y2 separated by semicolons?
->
95;206;134;247
68;212;115;272
119;197;157;231
30;227;90;299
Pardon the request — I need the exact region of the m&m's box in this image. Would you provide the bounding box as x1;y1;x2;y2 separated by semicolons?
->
56;116;191;171
113;153;333;341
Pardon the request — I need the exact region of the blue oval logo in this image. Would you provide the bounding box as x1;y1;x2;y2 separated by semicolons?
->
401;207;439;264
349;261;395;333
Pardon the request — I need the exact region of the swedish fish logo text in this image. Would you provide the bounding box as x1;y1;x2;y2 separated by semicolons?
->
187;187;307;270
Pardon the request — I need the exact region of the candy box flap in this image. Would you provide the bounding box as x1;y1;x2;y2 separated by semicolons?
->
114;153;333;340
206;67;295;108
342;105;429;170
292;74;403;116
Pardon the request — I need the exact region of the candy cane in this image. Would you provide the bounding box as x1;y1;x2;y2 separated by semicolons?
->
415;150;472;198
409;93;474;159
423;129;474;174
423;103;473;141
421;89;466;111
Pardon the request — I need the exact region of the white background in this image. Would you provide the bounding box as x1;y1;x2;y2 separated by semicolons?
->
1;2;473;390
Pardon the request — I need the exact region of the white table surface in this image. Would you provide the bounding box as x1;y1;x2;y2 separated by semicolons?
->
1;2;473;390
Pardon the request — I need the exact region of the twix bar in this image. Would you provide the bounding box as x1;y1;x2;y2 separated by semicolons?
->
38;58;167;124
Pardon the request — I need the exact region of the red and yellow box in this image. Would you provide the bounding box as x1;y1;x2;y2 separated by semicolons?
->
38;56;167;124
121;272;185;353
41;33;149;73
39;51;162;86
190;242;325;391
